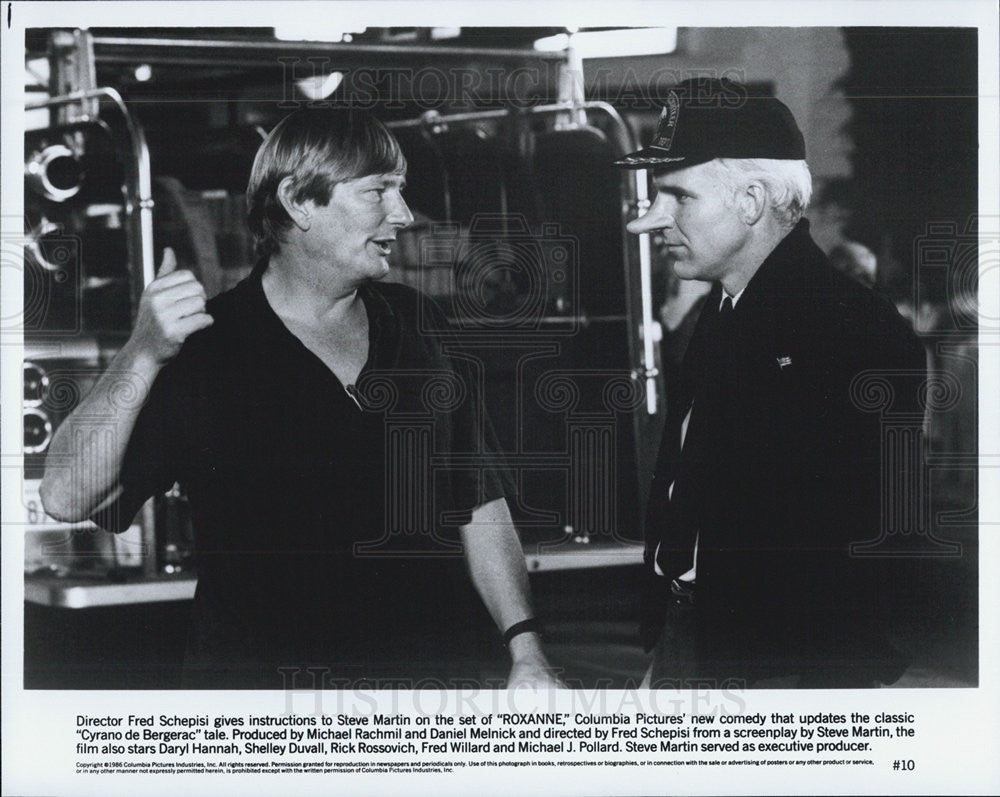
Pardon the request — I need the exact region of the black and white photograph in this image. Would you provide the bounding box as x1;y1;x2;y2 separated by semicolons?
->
2;2;998;795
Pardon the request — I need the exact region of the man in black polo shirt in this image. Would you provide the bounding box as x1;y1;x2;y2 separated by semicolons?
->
41;108;556;689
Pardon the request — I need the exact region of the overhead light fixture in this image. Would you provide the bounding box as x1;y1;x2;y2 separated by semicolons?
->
534;28;678;58
535;33;572;52
295;71;345;101
273;24;365;43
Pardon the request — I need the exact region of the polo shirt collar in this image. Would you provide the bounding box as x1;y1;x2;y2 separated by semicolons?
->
357;279;396;333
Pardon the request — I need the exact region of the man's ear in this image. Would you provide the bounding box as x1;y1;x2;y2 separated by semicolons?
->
276;176;311;231
741;181;767;226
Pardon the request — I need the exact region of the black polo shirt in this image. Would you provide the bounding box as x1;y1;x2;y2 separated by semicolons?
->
94;260;514;686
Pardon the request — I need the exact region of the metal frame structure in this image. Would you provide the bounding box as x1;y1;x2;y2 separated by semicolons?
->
386;101;661;416
26;87;156;311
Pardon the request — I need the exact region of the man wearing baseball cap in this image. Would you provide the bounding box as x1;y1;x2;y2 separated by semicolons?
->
619;78;926;688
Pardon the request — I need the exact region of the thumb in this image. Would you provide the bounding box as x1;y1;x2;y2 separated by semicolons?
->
157;247;178;277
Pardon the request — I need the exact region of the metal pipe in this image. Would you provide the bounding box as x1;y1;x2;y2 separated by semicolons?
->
91;36;566;63
388;107;515;130
27;87;156;315
632;172;659;416
386;100;632;134
582;107;660;417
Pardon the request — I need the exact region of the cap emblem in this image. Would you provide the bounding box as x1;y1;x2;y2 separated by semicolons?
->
650;90;680;151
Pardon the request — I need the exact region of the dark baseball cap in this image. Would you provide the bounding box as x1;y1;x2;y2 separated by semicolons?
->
614;77;806;169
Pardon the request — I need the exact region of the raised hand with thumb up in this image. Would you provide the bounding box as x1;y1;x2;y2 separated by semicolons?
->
129;247;214;365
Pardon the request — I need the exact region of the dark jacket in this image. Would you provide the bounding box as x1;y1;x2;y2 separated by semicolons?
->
642;220;927;682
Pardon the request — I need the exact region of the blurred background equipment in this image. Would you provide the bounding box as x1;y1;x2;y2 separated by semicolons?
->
25;143;85;203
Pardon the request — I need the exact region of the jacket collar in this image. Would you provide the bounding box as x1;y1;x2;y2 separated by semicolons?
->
722;218;825;318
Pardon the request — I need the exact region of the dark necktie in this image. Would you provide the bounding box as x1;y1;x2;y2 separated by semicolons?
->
709;295;735;366
656;293;735;575
693;295;734;394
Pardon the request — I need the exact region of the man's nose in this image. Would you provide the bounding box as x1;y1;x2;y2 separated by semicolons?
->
626;195;674;235
387;192;414;229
